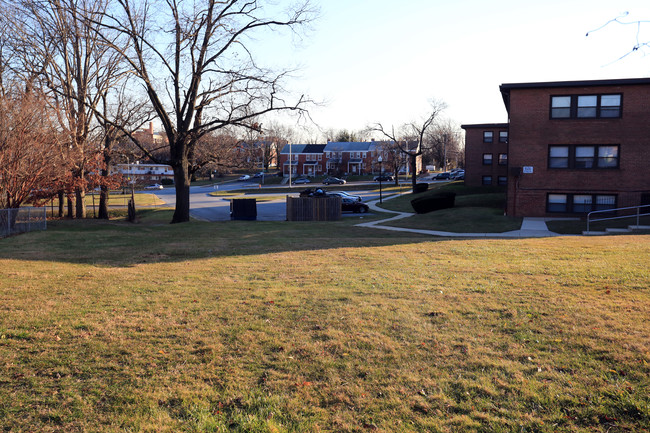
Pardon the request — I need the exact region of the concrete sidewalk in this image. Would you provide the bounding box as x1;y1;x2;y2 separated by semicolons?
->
358;195;563;238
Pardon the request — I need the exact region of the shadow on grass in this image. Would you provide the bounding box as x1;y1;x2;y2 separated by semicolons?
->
0;208;448;267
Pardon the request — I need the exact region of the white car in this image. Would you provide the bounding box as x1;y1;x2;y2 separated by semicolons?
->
144;183;163;190
238;175;251;181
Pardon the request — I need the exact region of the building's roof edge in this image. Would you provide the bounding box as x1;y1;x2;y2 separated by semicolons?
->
461;123;509;129
500;77;650;91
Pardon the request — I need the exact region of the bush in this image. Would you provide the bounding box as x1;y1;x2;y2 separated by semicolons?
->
161;178;174;185
413;183;429;194
411;191;456;214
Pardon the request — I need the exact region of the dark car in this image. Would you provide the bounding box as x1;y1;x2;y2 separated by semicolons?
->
327;191;362;202
342;197;369;213
293;177;311;184
322;176;346;185
433;172;451;180
373;175;394;182
299;188;326;197
450;170;465;180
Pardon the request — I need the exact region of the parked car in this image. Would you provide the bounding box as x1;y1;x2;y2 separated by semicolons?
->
373;175;394;182
144;183;163;190
299;188;326;197
341;197;369;213
238;174;251;181
450;170;465;180
433;172;451;180
322;176;346;185
327;191;362;202
293;177;311;184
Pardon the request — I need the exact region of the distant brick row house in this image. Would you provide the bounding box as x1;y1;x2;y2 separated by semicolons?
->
278;141;424;177
279;142;380;177
463;77;650;217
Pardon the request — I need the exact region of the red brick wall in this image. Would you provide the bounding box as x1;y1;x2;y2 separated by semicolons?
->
463;124;509;187
506;83;650;217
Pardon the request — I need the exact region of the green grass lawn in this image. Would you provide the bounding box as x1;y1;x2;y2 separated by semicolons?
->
379;183;523;233
0;212;648;432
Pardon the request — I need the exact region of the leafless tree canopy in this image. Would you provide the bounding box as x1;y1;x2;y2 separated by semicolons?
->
368;99;447;190
95;0;316;222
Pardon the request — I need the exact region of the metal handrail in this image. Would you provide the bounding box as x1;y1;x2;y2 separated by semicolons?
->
586;204;650;232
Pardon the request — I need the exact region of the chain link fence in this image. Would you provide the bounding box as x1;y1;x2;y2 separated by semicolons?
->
0;208;47;238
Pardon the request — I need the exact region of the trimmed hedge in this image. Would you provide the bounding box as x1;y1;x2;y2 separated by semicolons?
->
413;183;429;194
411;191;456;214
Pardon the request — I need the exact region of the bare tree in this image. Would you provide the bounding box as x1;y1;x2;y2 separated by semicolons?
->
95;84;152;219
96;0;316;223
6;0;128;219
369;99;447;191
425;120;463;171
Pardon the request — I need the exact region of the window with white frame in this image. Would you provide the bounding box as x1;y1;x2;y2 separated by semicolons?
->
483;131;493;143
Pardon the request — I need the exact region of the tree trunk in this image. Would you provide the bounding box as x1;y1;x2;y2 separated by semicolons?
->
98;186;109;219
410;154;417;192
75;188;87;218
58;190;65;217
67;195;74;218
171;164;191;223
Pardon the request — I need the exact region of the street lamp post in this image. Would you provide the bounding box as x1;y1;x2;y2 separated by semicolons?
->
378;155;383;204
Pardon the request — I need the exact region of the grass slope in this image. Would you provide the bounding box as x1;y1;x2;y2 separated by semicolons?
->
0;213;648;432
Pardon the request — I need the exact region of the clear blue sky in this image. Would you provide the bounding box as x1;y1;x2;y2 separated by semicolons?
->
257;0;650;134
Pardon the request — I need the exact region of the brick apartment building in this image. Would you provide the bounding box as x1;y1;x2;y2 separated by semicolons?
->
463;77;650;218
461;123;509;187
501;77;650;217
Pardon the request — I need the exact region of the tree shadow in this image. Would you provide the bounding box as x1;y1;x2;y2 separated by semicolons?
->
0;211;451;267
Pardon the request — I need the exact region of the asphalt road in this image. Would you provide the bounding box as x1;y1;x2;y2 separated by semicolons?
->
150;180;386;222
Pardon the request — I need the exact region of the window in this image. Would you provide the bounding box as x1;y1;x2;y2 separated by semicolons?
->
318;154;322;161
595;195;616;210
498;153;508;165
482;176;492;185
548;145;619;169
572;195;592;213
499;131;508;143
577;95;597;118
547;194;568;212
550;94;622;119
600;95;621;117
598;146;618;168
498;176;508;185
549;146;569;168
551;96;571;118
575;146;595;168
483;153;493;165
483;131;493;143
547;193;617;213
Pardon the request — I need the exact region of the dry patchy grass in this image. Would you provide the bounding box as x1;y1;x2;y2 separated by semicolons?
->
0;220;648;432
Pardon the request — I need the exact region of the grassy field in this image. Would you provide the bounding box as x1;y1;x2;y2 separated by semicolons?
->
378;184;523;233
0;212;648;432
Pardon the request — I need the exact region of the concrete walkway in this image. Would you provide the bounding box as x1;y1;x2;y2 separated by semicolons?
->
357;194;563;238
